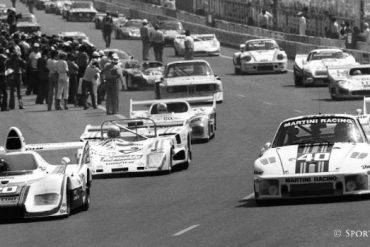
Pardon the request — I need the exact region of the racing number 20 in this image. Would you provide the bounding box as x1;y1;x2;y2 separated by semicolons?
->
297;153;330;162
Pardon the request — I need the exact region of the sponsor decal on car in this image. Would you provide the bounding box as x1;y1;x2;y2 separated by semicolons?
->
285;176;337;183
284;118;352;127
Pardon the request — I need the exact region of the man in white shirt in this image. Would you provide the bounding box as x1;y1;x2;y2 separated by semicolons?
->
298;12;307;36
56;52;69;110
27;43;41;95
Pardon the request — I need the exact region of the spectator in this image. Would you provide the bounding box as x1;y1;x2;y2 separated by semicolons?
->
56;52;69;110
27;0;35;14
140;19;151;61
81;61;100;109
6;8;19;34
331;18;340;39
7;51;26;109
258;9;272;29
47;49;59;111
67;52;79;106
75;45;89;105
298;12;306;36
27;42;41;95
102;12;113;48
102;53;124;115
0;50;8;111
246;2;254;26
363;22;370;43
344;21;353;49
11;0;16;8
184;30;194;60
35;49;49;104
149;24;164;62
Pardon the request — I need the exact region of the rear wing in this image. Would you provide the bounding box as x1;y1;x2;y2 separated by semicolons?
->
130;95;216;117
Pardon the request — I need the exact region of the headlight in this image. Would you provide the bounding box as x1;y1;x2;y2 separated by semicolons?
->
34;193;59;206
241;55;252;62
277;54;284;60
190;116;205;124
338;80;352;89
147;152;164;168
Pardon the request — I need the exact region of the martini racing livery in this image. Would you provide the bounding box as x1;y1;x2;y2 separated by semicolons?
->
155;60;223;103
293;48;357;87
233;39;287;74
130;96;216;141
254;114;370;203
328;65;370;100
0;127;91;219
173;34;220;57
79;119;191;176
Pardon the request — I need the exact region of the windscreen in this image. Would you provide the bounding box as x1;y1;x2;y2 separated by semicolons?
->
245;40;278;51
165;62;212;77
0;153;38;173
308;51;344;61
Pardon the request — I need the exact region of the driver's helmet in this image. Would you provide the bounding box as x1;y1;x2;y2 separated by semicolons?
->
156;103;168;113
107;125;120;138
353;69;362;75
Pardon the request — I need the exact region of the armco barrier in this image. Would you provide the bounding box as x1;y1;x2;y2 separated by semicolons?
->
93;0;370;63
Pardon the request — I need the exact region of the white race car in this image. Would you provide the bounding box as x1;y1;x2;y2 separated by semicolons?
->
0;127;91;219
293;48;357;87
328;65;370;100
233;39;287;74
79;119;191;176
65;1;97;21
173;34;220;57
130;96;216;142
254;114;370;204
155;60;223;103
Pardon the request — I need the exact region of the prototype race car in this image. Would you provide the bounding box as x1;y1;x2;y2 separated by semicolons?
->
157;20;185;46
173;34;220;57
125;61;164;89
65;1;97;21
130;96;216;141
79;119;191;175
16;13;41;35
293;48;357;87
94;12;126;29
58;31;94;47
254;114;370;204
114;19;147;39
0;127;91;219
233;39;287;74
155;60;223;103
328;65;370;100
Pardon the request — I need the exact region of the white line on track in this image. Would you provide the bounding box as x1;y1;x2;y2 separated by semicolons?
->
294;109;303;113
172;224;200;237
237;94;246;98
242;193;255;201
97;105;126;119
263;101;272;105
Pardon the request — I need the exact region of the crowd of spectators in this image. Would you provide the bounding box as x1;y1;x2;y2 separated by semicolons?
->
0;7;124;114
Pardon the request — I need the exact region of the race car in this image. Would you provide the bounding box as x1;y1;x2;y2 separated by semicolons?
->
79;118;191;175
254;114;370;204
65;1;97;22
16;13;41;35
328;65;370;100
130;96;216;142
157;20;185;46
114;19;147;39
58;31;94;47
35;0;49;10
155;60;223;103
293;48;357;87
54;0;72;15
125;61;164;89
44;1;57;13
103;48;139;73
0;127;91;219
173;34;220;57
60;1;73;18
233;39;287;74
94;12;126;29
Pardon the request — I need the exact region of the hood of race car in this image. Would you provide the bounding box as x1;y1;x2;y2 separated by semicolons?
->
306;59;353;72
242;49;279;62
255;143;370;175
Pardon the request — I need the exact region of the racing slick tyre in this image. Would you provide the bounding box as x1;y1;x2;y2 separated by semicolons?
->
81;187;91;211
294;72;303;87
234;67;241;75
166;149;174;174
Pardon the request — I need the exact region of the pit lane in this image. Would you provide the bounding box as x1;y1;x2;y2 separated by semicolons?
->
0;2;369;247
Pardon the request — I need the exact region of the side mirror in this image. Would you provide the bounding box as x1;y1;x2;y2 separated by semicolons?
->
259;142;271;156
61;157;71;165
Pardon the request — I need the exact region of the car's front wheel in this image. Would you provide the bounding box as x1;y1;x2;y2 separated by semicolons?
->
234;67;241;75
294;72;303;86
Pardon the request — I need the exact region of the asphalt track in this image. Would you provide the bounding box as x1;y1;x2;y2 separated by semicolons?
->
1;1;370;247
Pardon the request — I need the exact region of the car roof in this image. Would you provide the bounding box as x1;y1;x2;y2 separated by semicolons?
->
166;59;211;66
310;48;343;53
281;113;357;123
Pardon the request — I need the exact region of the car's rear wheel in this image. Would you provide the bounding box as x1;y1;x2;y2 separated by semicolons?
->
294;72;303;86
166;149;174;174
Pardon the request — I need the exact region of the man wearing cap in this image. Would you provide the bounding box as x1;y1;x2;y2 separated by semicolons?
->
102;53;124;114
140;19;151;61
102;12;113;48
27;42;41;95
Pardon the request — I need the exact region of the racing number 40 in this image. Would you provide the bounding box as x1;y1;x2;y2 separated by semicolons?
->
297;153;330;162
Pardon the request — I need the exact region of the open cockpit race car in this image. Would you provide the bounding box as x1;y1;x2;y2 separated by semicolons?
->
130;96;216;142
328;65;370;100
173;34;220;57
254;114;370;204
79;118;191;176
124;61;164;89
0;127;91;219
293;48;357;87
